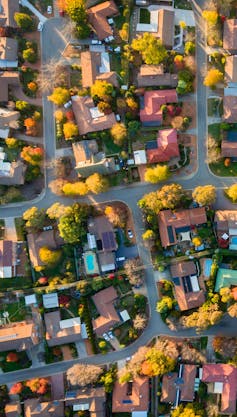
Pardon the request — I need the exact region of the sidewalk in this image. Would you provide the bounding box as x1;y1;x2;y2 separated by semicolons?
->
4;217;17;241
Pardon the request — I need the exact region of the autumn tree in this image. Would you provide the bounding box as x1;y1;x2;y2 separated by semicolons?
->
25;378;49;395
202;10;218;25
104;205;127;228
65;0;90;38
144;165;170;183
6;352;19;362
62;181;88;196
63;121;79;139
133;314;147;330
67;364;102;387
14;12;34;31
91;80;113;100
58;203;90;244
54;109;65;122
155;337;179;360
21;146;43;166
142;230;156;240
141;348;175;377
100;366;117;393
23;207;46;229
5;138;19;149
181;302;223;331
9;382;23;395
192;185;216;206
157;296;175;314
172;403;205;417
110;123;127;146
48;87;70;106
46;203;70;220
86;173;109;194
204;68;223;88
212;336;237;358
24;117;37;136
124;258;144;287
225;184;237;203
131;32;168;65
39;247;62;266
228;303;237;318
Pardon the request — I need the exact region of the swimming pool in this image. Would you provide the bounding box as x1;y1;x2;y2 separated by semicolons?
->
204;259;213;277
84;251;99;275
227;130;237;142
231;237;237;245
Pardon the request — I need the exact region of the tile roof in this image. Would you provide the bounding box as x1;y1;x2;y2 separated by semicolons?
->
160;372;177;403
146;128;179;163
221;138;237;157
202;364;237;414
140;89;178;124
0;240;14;267
0;321;38;352
88;216;117;252
112;377;149;412
92;286;120;336
225;55;237;84
87;0;119;40
0;71;19;101
80;51;118;88
24;398;64;417
223;95;237;122
223;19;237;51
137;64;178;88
158;208;207;247
161;364;197;404
65;386;105;417
0;0;19;27
157;9;174;48
0;37;17;62
44;310;82;347
5;401;21;417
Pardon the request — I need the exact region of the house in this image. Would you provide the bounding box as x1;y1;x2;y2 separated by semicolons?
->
140;89;178;126
202;364;237;414
24;398;64;417
0;0;19;27
225;55;237;85
137;64;178;88
92;286;120;336
0;71;19;102
133;149;147;165
0;108;19;129
87;0;119;41
223;19;237;53
214;210;237;248
0;320;38;352
146;128;180;163
0;38;18;68
72;140;117;178
223;94;237;123
158;207;207;248
0;240;17;278
44;310;82;346
27;229;64;268
161;364;197;406
0;160;26;185
5;401;21;417
214;268;237;292
80;50;118;88
136;8;174;48
71;95;117;135
170;261;205;311
221;134;237;158
112;376;149;413
65;386;106;417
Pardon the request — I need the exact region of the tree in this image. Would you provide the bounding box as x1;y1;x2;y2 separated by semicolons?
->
181;302;223;331
228;303;237;318
65;0;90;39
202;10;218;25
172;403;204;417
110;123;127;146
144;165;170;183
39;246;62;266
63;181;88;196
155;337;179;360
142;229;155;240
141;348;175;377
157;183;186;209
124;258;144;287
119;22;129;41
67;364;102;387
23;47;37;63
138;191;164;215
184;41;195;55
46;203;70;220
23;207;46;229
14;12;34;31
157;296;174;314
63;121;79;139
212;336;237;358
5;138;19;149
9;382;23;395
86;173;109;194
90;80;113;99
6;352;19;362
192;236;202;247
21;146;43;166
192;185;216;206
27;81;38;92
131;32;168;65
225;184;237;203
104;205;127;228
54;109;65;122
133;314;147;330
25;378;49;394
204;69;223;88
24;118;37;136
100;366;117;393
58;203;90;244
48;87;70;106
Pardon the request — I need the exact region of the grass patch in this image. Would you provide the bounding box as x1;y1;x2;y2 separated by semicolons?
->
174;0;192;9
201;336;208;349
70;69;82;88
15;217;25;241
103;135;121;155
110;54;122;77
60;298;80;320
0;351;31;372
209;159;237;176
208;123;221;140
108;171;127;186
139;8;150;24
0;276;33;291
0;300;29;322
208;98;222;117
0;219;4;240
114;321;131;345
116;279;132;294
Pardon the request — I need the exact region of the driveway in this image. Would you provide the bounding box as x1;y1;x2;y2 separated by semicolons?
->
115;228;139;262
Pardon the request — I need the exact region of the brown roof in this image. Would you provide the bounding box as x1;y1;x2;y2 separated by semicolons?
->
161;365;197;404
112;377;149;412
0;71;19;101
137;64;178;87
223;19;237;51
92;286;120;336
0;321;38;352
0;37;18;62
87;0;119;40
221;138;237;157
27;230;64;268
72;95;116;135
88;216;117;252
223;95;237;122
0;240;15;267
158;208;207;247
0;160;26;186
81;51;118;88
5;402;21;417
157;9;174;48
24;399;64;417
97;71;119;87
65;386;106;417
180;365;197;401
72;140;98;165
0;0;19;27
225;55;237;84
44;310;82;347
171;260;197;277
160;372;178;403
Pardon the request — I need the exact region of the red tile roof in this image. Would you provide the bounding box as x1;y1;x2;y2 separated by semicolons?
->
146;128;179;163
112;377;149;412
92;287;120;336
140;89;178;124
87;0;119;41
202;364;237;414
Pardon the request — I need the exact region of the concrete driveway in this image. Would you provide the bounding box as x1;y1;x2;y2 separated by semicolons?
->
115;228;139;264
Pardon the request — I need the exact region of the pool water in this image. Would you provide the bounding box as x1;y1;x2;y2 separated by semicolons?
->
204;259;212;277
86;254;95;272
231;237;237;245
227;130;237;142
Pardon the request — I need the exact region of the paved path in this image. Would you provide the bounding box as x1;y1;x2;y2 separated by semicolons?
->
11;86;42;106
20;0;47;23
4;217;17;241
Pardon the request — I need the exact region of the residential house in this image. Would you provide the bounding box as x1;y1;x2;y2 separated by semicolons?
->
27;229;64;268
0;107;19;139
71;95;117;135
0;37;18;68
221;130;237;158
137;64;178;88
92;286;120;336
44;310;82;346
0;320;38;351
0;160;26;185
136;7;174;49
223;19;237;53
5;402;21;417
214;210;237;249
0;240;17;278
140;89;178;126
0;0;19;27
24;398;64;417
87;0;119;41
214;268;237;292
161;364;197;407
170;261;205;311
81;50;118;88
112;376;149;414
0;71;19;102
225;55;237;86
65;386;106;417
158;207;207;248
72;140;117;178
146;128;180;163
223;94;237;123
202;364;237;414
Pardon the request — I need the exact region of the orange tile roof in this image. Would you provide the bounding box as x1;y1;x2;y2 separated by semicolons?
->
24;398;64;417
87;0;119;40
146;128;179;163
0;321;38;352
140;90;177;124
92;287;120;336
112;377;149;412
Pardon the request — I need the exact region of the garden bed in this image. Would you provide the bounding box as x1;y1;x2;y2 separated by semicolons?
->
0;351;31;372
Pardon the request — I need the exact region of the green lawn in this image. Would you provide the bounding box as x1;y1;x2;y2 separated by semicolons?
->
0;351;31;372
108;171;128;186
0;276;33;291
14;217;25;241
209;160;237;176
0;300;29;322
174;0;192;9
208;123;221;140
103;135;121;155
208;98;223;117
139;8;150;24
110;54;122;77
70;69;82;88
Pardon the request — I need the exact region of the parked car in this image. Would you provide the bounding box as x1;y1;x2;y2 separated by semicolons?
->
59;9;65;17
37;22;43;31
127;229;133;239
103;333;110;342
108;331;114;339
64;100;72;109
43;226;53;231
47;5;53;14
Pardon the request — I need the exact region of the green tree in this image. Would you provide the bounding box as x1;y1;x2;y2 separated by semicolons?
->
144;165;170;183
131;32;168;65
90;80;113;100
110;123;127;146
23;48;37;63
100;366;117;393
14;12;34;31
65;0;90;39
192;185;216;206
86;173;109;194
157;296;174;314
39;247;62;266
48;87;70;106
58;203;90;244
225;184;237;203
184;41;195;55
23;207;46;229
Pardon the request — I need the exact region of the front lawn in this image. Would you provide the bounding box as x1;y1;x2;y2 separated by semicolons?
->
209;160;237;176
15;217;26;241
0;351;31;372
208;123;221;140
0;276;33;291
0;300;29;322
208;98;223;117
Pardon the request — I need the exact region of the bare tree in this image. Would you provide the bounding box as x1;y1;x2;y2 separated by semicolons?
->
67;364;103;387
124;258;144;287
155;337;179;360
37;57;68;94
207;136;221;164
133;314;147;331
181;342;207;364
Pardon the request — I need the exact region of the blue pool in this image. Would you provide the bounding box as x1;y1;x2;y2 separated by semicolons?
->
86;254;94;271
231;237;237;245
204;259;213;277
227;130;237;142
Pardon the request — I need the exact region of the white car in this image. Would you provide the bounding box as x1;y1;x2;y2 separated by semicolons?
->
47;5;53;14
103;333;110;342
37;22;43;31
108;331;114;339
127;229;133;239
64;100;72;109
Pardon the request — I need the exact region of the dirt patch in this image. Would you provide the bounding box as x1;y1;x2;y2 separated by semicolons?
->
181;102;196;129
61;345;73;361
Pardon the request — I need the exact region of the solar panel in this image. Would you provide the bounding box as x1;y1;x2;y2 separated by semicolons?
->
102;232;116;250
167;225;175;243
173;277;180;286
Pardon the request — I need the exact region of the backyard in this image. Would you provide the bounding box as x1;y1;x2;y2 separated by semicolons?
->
0;299;30;322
